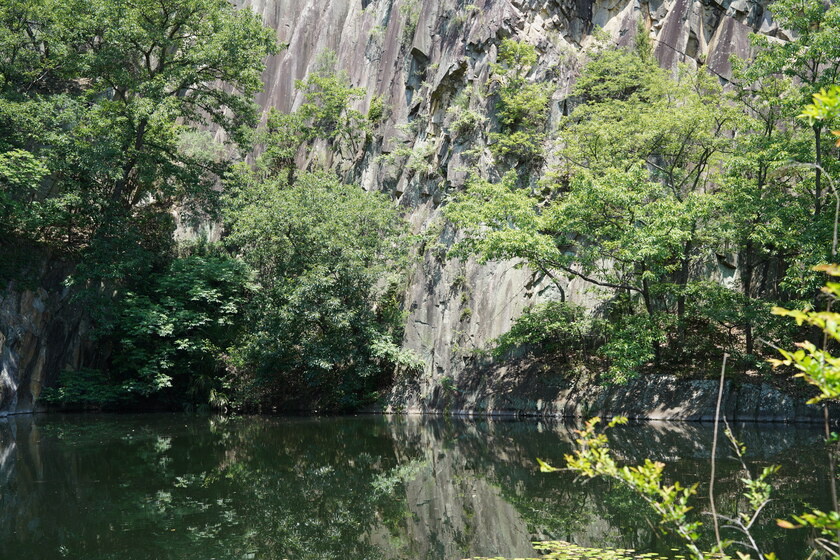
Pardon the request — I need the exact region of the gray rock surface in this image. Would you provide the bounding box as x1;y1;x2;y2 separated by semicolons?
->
384;356;839;422
0;261;98;417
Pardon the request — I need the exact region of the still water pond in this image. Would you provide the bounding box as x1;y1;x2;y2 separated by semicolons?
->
0;414;833;559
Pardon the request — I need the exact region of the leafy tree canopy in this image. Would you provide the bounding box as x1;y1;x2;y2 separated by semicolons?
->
0;0;278;260
222;168;415;410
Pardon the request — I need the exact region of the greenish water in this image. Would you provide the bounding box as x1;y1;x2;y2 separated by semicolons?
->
0;413;832;560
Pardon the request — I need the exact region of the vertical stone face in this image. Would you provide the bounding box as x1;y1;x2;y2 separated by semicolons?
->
230;0;769;411
1;0;776;415
0;260;92;416
706;14;755;79
1;289;40;416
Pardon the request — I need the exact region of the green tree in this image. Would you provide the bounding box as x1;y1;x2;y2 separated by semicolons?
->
488;38;552;163
257;51;371;184
0;0;277;264
294;50;370;161
110;252;251;405
45;250;252;408
448;45;735;380
744;0;840;218
223;169;415;410
727;0;840;312
532;88;840;560
0;0;277;407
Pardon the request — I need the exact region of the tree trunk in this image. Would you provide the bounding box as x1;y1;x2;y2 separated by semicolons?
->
815;124;823;217
741;242;754;356
676;237;694;346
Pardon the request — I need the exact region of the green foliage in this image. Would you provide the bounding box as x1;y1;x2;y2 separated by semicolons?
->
572;46;661;104
799;86;840;147
734;0;840;232
771;267;840;558
723;26;839;332
473;540;721;560
223;169;416;410
258;51;370;178
404;140;438;176
446;88;484;138
489;39;552;163
0;148;49;235
634;18;653;62
371;458;428;496
493;38;539;74
542;165;710;299
492;301;597;359
446;162;714;379
0;0;278;255
51;250;252;407
445;170;549;263
469;9;840;560
370;337;426;372
680;282;794;369
777;510;840;546
770;264;840;403
534;269;840;560
41;368;128;408
562;55;731;184
560;417;705;558
295;51;369;148
726;428;779;520
748;0;840;96
448;32;839;372
448;105;484;138
599;314;666;383
367;94;386;125
538;418;785;560
0;0;278;410
496;82;552;131
799;86;840;131
258;109;308;180
399;0;421;44
489;129;547;161
377;139;440;178
109;252;251;400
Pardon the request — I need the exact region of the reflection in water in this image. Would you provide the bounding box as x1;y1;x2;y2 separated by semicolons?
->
0;414;831;560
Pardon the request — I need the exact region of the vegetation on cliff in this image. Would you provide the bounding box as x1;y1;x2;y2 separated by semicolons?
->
1;0;839;412
447;0;840;382
1;1;413;411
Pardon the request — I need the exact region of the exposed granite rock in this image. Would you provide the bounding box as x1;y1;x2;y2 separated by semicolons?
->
384;360;839;423
0;261;100;417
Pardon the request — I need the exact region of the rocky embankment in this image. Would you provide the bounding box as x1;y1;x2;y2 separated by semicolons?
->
385;360;839;422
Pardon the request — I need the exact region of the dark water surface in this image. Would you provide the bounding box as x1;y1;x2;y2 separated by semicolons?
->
0;413;833;560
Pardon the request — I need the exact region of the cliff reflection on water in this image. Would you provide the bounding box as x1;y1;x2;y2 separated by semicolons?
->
0;414;832;560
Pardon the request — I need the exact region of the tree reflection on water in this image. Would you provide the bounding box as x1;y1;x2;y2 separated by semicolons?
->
0;414;830;560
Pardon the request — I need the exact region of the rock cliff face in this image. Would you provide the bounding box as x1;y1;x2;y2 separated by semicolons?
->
2;0;814;419
0;260;103;417
241;0;795;418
